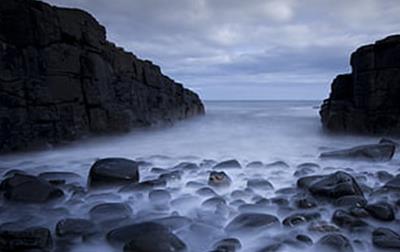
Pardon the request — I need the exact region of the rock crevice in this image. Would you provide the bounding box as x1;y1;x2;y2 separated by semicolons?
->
320;35;400;134
0;0;205;152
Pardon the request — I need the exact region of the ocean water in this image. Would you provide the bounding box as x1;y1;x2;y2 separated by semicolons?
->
0;100;399;252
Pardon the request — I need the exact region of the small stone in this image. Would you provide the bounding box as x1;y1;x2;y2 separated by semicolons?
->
213;160;242;169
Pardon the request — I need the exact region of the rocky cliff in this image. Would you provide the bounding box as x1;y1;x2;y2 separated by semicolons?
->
0;0;204;152
320;35;400;134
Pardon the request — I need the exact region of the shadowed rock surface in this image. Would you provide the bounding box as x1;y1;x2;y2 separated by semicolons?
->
320;35;400;134
0;0;204;152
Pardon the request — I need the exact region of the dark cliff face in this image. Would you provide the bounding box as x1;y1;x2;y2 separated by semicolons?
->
320;35;400;134
0;0;204;152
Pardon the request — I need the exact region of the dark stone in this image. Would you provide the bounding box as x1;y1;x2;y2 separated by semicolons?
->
334;195;367;207
107;222;186;252
247;178;273;190
320;35;400;135
308;221;340;233
1;173;63;203
372;228;400;249
212;238;242;252
384;175;400;190
320;143;395;161
365;202;395;221
55;218;97;239
39;171;81;184
208;171;231;187
119;179;166;192
88;158;139;187
297;171;363;199
332;209;369;230
282;212;321;227
225;213;279;233
158;170;182;181
213;160;242;169
89;202;132;222
316;234;353;252
265;161;289;169
376;170;394;182
296;234;313;246
294;196;317;209
246;161;264;169
0;0;204;153
0;227;53;252
379;138;399;146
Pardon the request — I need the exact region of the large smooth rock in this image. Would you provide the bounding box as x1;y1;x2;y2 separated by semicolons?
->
225;213;279;233
55;218;97;239
297;171;363;199
107;222;186;252
89;202;132;222
372;228;400;249
320;35;400;134
320;143;395;161
1;173;63;203
0;0;204;153
0;227;53;251
316;234;353;252
88;158;139;187
365;202;395;221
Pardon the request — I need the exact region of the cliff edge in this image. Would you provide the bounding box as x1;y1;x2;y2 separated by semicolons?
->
0;0;204;152
320;35;400;134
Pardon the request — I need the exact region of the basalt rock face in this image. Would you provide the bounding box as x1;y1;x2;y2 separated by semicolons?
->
0;0;204;152
320;35;400;134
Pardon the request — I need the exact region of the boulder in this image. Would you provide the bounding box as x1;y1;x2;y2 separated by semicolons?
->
213;160;242;169
320;35;400;134
0;0;204;153
320;143;395;161
208;171;232;187
1;173;63;203
225;213;279;233
297;171;363;199
316;234;353;252
365;202;395;221
88;158;139;187
55;218;97;239
89;202;132;222
246;178;274;190
212;238;242;252
0;227;53;251
372;228;400;249
107;222;186;252
331;209;369;230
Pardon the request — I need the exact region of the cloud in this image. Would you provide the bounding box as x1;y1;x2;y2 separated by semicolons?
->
44;0;400;100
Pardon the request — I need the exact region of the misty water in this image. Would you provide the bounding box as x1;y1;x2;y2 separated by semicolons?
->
1;101;399;252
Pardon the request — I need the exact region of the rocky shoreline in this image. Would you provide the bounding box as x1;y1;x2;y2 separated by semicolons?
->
0;0;204;153
0;139;399;252
320;35;400;134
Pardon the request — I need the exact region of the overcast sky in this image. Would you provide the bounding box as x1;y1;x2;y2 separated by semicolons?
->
45;0;400;100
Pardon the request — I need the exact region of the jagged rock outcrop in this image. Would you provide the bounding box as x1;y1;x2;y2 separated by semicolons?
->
320;35;400;134
0;0;204;152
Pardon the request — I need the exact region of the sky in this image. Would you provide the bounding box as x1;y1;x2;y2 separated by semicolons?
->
45;0;400;100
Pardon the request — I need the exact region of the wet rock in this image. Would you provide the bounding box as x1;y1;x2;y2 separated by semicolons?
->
89;202;132;222
320;143;395;161
308;221;340;233
55;218;97;239
334;195;367;207
212;238;242;252
173;162;199;171
159;170;182;181
376;171;394;182
294;167;316;177
149;189;171;204
271;197;289;206
196;187;218;197
372;228;400;249
296;234;313;246
225;213;279;234
0;227;53;251
349;206;370;218
379;138;399;146
332;209;369;230
296;163;320;170
316;234;354;252
107;222;186;252
265;161;289;169
384;175;400;190
282;212;321;227
120;179;166;192
202;196;226;208
1;173;63;203
88;158;139;187
208;171;231;187
246;161;264;169
152;216;192;231
365;202;395;221
38;171;81;185
275;187;297;195
257;243;282;252
294;196;317;209
247;178;273;190
298;171;364;199
213;160;242;169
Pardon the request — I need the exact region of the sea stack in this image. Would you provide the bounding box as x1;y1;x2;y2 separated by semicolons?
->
0;0;204;152
320;35;400;134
